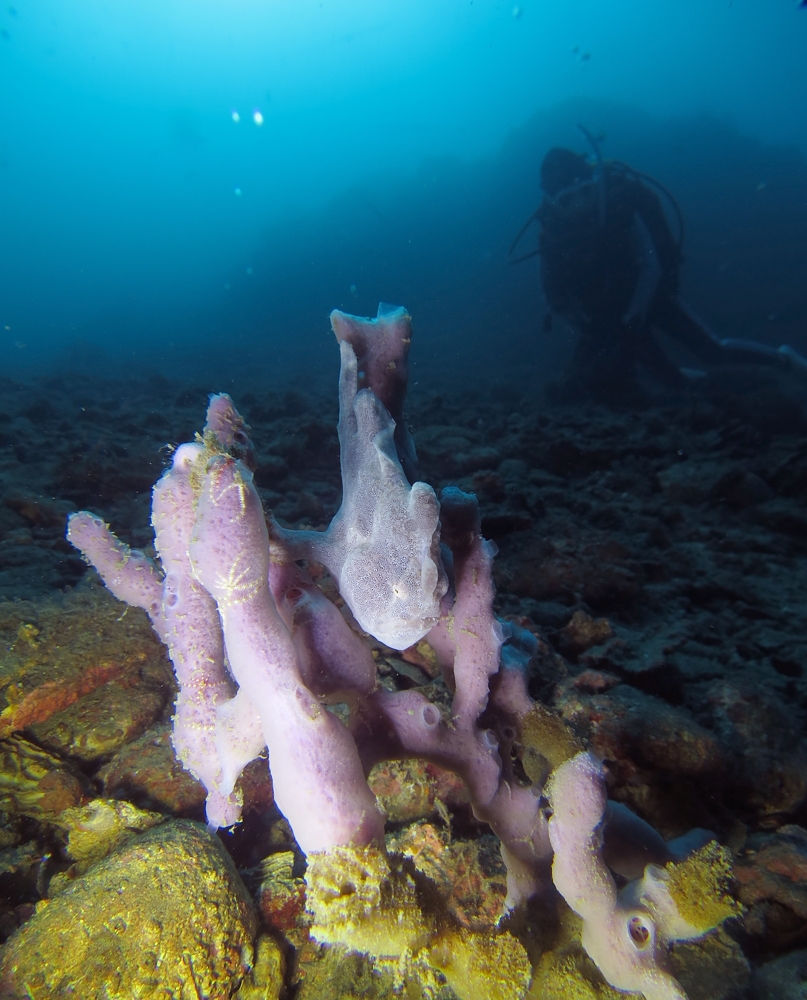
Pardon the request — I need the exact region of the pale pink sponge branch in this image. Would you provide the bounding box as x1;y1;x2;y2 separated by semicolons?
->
66;512;164;633
546;750;733;1000
189;451;385;853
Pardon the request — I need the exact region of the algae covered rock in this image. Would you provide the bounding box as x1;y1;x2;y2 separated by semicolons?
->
751;948;807;999
423;927;532;1000
0;734;88;820
528;947;624;1000
295;946;400;1000
387;822;509;930
306;844;531;1000
0;819;258;999
671;926;750;1000
57;797;165;870
0;590;174;764
98;721;209;814
235;934;285;1000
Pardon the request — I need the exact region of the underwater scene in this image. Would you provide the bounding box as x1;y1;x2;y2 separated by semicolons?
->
2;2;807;998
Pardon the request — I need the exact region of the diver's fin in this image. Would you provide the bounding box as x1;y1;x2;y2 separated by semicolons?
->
778;344;807;375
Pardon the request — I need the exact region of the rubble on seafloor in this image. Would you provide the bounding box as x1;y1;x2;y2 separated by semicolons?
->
1;371;807;997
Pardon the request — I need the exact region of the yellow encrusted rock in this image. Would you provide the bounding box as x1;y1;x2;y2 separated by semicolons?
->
306;844;532;1000
425;926;532;1000
0;820;258;1000
664;841;743;935
306;844;432;959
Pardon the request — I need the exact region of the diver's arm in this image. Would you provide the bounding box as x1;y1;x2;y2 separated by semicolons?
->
622;213;661;327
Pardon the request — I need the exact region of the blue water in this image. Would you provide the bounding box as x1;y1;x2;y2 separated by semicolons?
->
1;0;805;393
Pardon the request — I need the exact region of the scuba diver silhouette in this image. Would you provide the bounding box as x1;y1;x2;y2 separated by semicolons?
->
509;126;807;404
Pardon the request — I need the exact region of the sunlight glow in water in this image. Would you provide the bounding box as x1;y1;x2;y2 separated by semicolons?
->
0;0;804;371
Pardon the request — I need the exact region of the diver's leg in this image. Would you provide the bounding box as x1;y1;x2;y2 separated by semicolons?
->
715;337;807;373
660;298;807;373
654;299;725;364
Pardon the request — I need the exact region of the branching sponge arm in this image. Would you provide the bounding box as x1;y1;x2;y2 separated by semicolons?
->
547;751;688;1000
189;454;386;855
